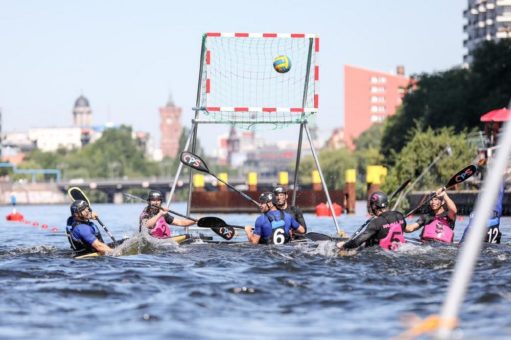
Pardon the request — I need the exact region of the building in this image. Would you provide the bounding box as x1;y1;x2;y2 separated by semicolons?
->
73;95;92;128
159;94;182;158
28;127;83;152
325;127;346;149
344;65;412;150
463;0;511;64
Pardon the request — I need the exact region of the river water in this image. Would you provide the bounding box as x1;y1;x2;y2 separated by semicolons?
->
0;202;510;339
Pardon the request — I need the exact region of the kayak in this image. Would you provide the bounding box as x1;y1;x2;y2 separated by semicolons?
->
73;234;193;259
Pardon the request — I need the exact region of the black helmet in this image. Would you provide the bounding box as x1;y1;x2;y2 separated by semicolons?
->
70;200;90;215
259;192;276;204
368;191;388;213
147;190;163;202
273;185;287;195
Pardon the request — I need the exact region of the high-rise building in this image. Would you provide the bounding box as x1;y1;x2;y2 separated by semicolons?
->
72;95;92;128
159;94;182;158
463;0;511;64
344;65;412;150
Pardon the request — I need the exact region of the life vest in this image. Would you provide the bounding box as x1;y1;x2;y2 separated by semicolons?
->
150;216;172;238
421;215;454;243
265;210;289;245
378;222;405;250
66;217;104;254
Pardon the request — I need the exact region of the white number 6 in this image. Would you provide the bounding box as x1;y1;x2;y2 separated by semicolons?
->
272;228;286;245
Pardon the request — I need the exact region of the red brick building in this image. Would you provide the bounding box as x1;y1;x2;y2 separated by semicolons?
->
159;95;182;158
344;65;412;150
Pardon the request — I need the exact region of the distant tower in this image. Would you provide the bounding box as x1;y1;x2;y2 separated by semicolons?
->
159;94;182;158
73;95;92;128
226;126;240;166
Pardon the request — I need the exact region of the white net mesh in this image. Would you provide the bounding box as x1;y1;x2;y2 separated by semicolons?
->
197;33;318;130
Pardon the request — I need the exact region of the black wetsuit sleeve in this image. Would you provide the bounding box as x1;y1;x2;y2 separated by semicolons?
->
343;221;378;249
164;214;175;225
290;206;307;232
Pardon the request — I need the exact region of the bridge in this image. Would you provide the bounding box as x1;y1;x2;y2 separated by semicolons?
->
56;176;282;203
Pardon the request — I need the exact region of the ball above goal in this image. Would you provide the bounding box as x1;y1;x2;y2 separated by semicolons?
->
273;55;291;73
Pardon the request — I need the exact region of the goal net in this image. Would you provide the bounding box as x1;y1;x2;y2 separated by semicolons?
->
196;32;319;130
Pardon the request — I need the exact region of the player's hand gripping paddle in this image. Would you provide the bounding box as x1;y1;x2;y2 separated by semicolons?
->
68;187;117;244
123;192;237;241
405;164;477;217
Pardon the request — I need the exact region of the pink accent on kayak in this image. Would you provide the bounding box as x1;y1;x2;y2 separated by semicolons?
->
422;216;454;243
151;216;172;238
379;222;405;250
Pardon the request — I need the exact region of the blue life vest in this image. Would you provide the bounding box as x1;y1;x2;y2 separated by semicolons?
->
66;216;104;254
265;210;289;245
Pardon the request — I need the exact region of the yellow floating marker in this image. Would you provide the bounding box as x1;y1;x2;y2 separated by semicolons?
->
218;172;228;186
193;174;205;188
312;170;321;184
366;165;380;185
278;171;289;185
248;172;258;186
345;169;356;184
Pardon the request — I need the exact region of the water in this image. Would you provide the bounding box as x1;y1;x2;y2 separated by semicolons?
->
1;202;510;339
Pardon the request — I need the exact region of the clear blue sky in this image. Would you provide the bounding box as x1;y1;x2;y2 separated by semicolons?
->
0;0;466;154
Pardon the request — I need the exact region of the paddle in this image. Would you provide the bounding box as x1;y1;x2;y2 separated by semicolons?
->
180;151;260;207
404;164;477;218
67;187;117;244
123;193;237;241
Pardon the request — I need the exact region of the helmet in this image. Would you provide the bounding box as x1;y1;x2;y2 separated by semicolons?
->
70;200;90;215
273;185;287;195
368;191;388;213
259;192;276;204
147;190;163;202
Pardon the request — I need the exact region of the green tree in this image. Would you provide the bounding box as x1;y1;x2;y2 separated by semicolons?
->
299;148;356;190
382;127;476;201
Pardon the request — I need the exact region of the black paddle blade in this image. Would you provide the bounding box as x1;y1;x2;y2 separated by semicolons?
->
389;178;411;201
197;217;236;241
180;151;210;173
304;232;332;241
68;187;90;205
445;164;477;188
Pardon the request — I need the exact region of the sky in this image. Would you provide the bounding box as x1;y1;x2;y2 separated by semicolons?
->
0;0;467;155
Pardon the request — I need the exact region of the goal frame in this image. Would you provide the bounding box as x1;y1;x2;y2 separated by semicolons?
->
167;32;342;235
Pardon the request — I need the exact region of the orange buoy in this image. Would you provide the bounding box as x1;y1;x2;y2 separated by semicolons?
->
6;210;24;221
332;203;343;216
315;203;329;217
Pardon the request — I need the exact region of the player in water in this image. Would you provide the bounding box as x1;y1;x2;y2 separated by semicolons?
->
405;188;457;244
139;190;196;238
337;192;406;251
244;192;305;245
